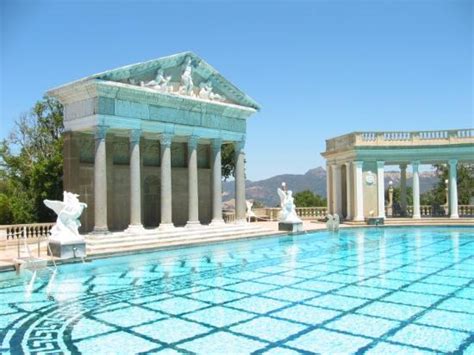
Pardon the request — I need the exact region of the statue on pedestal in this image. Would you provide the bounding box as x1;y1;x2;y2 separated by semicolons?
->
277;188;302;224
43;191;87;258
277;186;303;232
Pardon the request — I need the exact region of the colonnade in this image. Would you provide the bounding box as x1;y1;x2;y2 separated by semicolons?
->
328;160;460;221
92;126;247;233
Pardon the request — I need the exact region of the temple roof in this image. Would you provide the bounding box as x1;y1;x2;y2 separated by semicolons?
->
48;52;260;111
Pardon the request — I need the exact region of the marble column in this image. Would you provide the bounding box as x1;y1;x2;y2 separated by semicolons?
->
186;136;200;227
345;162;352;220
159;133;174;230
210;138;224;225
93;125;109;233
326;163;333;214
412;161;421;219
449;159;459;219
377;161;385;218
235;140;246;224
126;129;144;233
399;164;407;216
332;164;343;217
353;161;364;221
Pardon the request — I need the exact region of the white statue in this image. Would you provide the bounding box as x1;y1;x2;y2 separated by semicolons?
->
179;56;194;96
277;188;302;223
44;192;87;242
198;80;224;101
143;68;172;92
246;200;256;222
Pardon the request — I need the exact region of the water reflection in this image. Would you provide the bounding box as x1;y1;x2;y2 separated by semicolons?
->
356;230;365;281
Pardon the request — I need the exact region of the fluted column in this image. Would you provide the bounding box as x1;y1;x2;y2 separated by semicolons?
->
353;161;364;221
344;162;352;220
412;161;421;219
186;136;200;227
210;138;224;225
126;129;144;233
332;164;343;217
93;125;109;233
159;133;174;230
235;140;246;224
449;159;459;219
377;161;385;218
326;163;333;214
400;164;407;216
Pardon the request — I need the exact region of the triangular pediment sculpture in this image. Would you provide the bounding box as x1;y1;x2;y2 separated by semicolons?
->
90;52;260;110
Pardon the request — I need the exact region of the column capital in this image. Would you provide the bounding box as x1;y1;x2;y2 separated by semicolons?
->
353;161;364;168
344;161;351;168
160;133;173;147
95;125;108;140
449;159;458;167
188;135;199;149
399;163;407;170
376;161;385;168
412;161;420;170
130;129;141;144
211;138;222;150
234;140;246;152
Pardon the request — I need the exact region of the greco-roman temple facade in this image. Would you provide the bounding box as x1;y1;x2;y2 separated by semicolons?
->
322;129;474;221
48;52;260;234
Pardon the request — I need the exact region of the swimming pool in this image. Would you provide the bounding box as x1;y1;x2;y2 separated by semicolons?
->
1;226;473;354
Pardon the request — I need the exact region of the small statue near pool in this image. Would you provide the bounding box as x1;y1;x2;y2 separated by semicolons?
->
44;191;87;259
277;184;303;233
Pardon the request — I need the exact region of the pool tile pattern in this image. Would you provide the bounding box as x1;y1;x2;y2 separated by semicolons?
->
0;227;473;354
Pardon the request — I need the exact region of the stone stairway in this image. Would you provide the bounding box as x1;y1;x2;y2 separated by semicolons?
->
85;224;279;256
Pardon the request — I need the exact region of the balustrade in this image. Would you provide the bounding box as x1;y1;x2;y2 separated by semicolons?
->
325;128;474;152
386;205;473;218
0;223;54;244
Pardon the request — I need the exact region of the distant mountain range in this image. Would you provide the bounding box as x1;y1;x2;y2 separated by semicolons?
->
223;167;439;207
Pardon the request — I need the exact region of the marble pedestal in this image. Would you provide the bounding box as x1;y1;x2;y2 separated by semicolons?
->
278;222;304;233
48;239;86;259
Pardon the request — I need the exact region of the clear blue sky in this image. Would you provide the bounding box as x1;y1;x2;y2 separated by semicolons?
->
1;0;472;180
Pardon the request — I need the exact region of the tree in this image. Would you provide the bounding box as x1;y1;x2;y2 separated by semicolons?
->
221;143;236;180
429;164;473;205
293;190;327;207
0;97;64;224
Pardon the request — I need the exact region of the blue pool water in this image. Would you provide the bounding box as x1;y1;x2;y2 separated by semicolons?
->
0;226;473;354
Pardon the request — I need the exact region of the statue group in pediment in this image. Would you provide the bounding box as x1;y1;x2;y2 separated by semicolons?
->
134;56;225;103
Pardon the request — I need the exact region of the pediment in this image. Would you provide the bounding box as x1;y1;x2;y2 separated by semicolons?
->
91;52;260;110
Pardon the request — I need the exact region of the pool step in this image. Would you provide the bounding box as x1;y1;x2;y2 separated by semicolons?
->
86;224;279;255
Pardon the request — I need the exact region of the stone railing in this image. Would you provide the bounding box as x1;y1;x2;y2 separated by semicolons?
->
386;205;474;217
0;223;54;244
326;129;474;152
295;207;328;219
224;207;328;222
